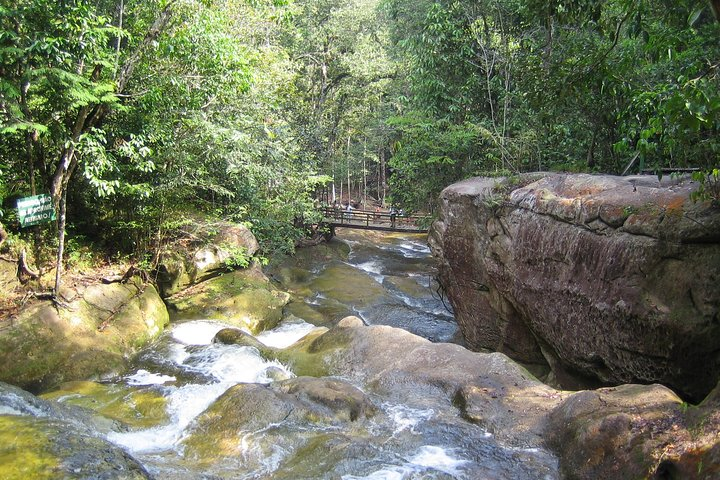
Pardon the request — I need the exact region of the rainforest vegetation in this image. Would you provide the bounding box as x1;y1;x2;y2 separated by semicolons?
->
1;0;719;272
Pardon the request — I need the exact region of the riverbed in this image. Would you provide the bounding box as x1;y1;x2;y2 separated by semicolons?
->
42;230;559;479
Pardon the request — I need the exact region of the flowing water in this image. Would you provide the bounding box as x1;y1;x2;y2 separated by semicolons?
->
271;229;458;343
42;229;558;479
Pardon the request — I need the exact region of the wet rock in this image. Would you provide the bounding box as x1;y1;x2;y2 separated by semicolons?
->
292;319;715;475
292;318;565;448
0;278;168;393
155;220;259;297
0;382;151;479
430;173;720;401
213;328;279;359
264;366;293;382
40;381;168;431
182;376;376;466
165;265;290;334
274;376;377;422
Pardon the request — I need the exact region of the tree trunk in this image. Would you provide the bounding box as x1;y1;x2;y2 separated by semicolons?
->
54;189;68;295
587;130;596;169
0;222;7;249
710;0;720;21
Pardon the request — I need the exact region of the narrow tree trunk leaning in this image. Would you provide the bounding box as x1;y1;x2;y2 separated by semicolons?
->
54;189;68;295
711;0;720;22
0;221;7;249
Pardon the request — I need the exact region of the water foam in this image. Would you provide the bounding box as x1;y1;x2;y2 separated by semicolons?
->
107;320;294;454
341;445;469;479
256;320;317;348
126;369;176;386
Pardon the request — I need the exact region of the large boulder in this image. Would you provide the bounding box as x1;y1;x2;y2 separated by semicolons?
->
155;220;260;297
0;277;169;393
547;383;720;480
0;382;152;479
284;316;566;448
283;318;717;477
430;173;720;401
181;376;377;469
165;264;290;334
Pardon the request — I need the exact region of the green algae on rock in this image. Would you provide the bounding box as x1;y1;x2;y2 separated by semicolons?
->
181;376;376;468
165;265;290;334
0;277;168;393
0;415;151;480
40;381;169;430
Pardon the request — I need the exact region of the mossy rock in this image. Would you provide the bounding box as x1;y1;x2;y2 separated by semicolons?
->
166;267;290;334
182;376;376;467
383;274;430;299
40;381;168;430
0;278;168;393
0;415;151;479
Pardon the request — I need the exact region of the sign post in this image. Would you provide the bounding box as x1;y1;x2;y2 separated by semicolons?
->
17;194;56;228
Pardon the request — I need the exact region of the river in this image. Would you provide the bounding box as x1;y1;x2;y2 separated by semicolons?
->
43;229;558;479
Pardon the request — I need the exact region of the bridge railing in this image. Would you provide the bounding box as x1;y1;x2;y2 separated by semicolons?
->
319;207;430;231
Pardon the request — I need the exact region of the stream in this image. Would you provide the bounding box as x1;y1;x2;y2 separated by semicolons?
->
42;230;559;479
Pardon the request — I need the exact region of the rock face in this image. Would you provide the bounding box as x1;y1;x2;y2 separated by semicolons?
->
0;277;169;393
155;220;260;297
181;376;377;470
429;173;720;401
547;383;720;480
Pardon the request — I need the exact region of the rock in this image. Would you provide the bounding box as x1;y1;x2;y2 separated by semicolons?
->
165;265;290;334
285;317;565;448
547;383;720;480
181;377;376;466
213;327;279;359
155;220;259;297
273;376;377;422
430;173;720;401
0;382;152;479
40;380;169;431
284;319;715;476
0;277;169;393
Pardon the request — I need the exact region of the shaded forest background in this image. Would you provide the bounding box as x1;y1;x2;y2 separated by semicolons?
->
1;0;718;266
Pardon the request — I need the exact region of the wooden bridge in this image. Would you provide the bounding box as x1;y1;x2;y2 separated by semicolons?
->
319;207;431;233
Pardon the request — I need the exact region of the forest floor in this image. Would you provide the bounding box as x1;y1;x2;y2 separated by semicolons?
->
0;257;131;321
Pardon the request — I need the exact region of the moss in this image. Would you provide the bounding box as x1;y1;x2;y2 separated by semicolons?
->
167;269;290;334
0;280;168;393
0;416;59;480
41;381;169;429
275;328;345;378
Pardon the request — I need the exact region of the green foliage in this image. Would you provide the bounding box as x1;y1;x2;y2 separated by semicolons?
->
2;0;718;268
220;244;251;270
690;169;720;205
380;0;720;212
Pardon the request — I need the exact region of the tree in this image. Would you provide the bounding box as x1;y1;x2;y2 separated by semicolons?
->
1;0;176;293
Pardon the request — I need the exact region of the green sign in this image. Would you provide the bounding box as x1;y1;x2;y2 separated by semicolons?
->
17;194;56;227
